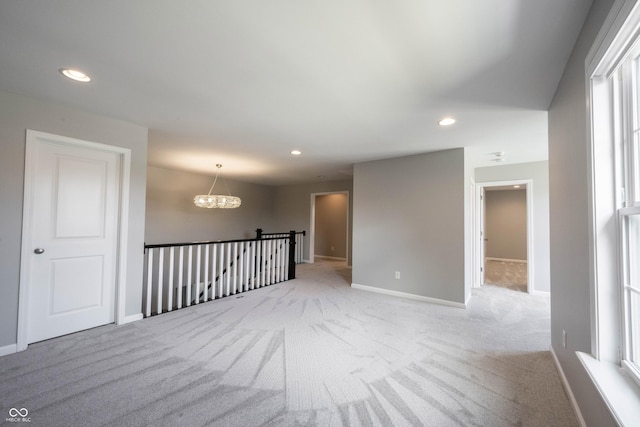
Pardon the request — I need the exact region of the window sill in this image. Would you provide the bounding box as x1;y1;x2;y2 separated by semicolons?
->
577;351;640;426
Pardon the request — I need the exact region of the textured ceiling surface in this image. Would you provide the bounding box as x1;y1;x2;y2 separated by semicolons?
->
0;1;593;184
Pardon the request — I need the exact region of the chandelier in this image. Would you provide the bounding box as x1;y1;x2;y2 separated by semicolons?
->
193;164;242;209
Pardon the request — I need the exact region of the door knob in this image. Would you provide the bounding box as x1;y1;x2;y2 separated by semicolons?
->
34;248;45;254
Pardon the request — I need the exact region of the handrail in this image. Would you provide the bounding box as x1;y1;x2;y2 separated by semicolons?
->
255;228;305;238
145;235;284;250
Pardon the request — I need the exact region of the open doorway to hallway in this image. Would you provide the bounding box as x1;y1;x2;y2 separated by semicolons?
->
309;192;349;263
476;180;533;293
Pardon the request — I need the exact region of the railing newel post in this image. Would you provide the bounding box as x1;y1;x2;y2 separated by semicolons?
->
289;230;296;280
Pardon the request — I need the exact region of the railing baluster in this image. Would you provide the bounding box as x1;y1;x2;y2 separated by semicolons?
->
211;244;217;299
157;248;164;315
177;247;184;309
251;241;258;289
195;245;201;304
271;240;280;283
232;242;238;294
168;247;174;312
218;243;225;297
187;246;193;306
224;243;231;296
238;241;244;292
145;248;153;317
282;238;286;280
272;239;277;284
267;239;272;285
203;244;209;303
284;237;290;281
260;240;266;286
281;238;286;281
275;239;281;283
244;241;250;291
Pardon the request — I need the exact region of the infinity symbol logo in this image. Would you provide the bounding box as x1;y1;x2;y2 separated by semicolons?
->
8;408;28;417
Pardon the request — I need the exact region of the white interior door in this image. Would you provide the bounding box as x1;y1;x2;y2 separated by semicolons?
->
23;133;121;344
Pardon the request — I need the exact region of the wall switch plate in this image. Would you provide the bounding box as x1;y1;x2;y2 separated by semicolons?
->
395;271;401;280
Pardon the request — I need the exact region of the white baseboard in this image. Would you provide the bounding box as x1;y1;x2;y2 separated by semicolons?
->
315;255;347;261
351;283;466;309
119;313;143;325
486;257;527;264
0;343;18;357
550;346;586;427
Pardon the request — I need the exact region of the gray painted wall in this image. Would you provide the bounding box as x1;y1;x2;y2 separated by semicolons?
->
352;149;465;304
475;161;551;292
145;166;276;244
485;190;527;260
0;91;148;349
548;0;617;425
272;180;353;264
314;194;348;258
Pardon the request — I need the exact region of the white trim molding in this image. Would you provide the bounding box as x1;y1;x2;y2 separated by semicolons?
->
577;351;640;426
485;257;527;264
315;255;347;261
120;313;143;325
475;179;535;293
0;343;18;357
351;283;466;309
550;347;586;427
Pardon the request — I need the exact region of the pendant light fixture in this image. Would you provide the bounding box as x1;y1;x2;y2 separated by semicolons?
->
193;164;241;209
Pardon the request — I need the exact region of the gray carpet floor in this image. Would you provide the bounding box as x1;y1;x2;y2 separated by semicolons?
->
484;260;528;293
0;259;576;426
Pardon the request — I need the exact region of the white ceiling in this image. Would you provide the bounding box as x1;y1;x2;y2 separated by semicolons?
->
0;1;592;185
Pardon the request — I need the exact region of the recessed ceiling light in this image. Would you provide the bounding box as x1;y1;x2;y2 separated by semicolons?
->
493;151;505;157
514;185;521;188
290;150;302;156
438;117;456;126
59;68;91;82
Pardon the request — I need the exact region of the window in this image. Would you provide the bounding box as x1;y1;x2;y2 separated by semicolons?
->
615;51;640;385
582;2;640;422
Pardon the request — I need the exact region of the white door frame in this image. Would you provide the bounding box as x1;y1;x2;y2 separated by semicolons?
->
309;191;350;264
475;179;534;293
17;130;131;351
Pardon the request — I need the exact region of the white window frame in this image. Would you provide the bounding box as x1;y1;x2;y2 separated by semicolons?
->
581;0;640;424
615;52;640;384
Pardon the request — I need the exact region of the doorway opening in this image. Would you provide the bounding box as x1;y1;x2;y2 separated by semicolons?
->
309;192;349;264
475;180;533;293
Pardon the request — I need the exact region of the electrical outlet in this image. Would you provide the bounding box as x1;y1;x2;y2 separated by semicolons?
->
562;329;567;348
395;271;401;280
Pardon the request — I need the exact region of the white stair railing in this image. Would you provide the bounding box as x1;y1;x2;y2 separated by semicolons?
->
143;235;294;318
